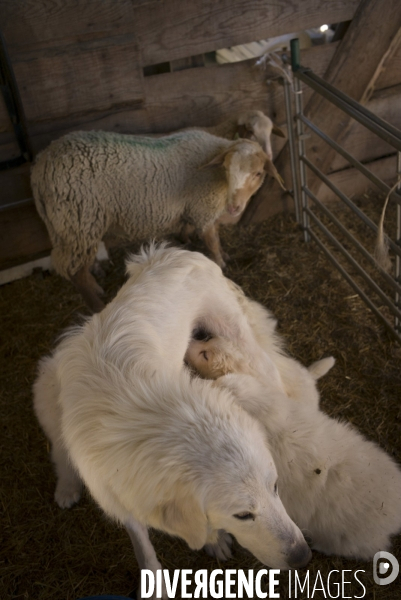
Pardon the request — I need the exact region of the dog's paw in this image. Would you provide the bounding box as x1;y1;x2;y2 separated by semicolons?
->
204;531;232;561
54;480;82;509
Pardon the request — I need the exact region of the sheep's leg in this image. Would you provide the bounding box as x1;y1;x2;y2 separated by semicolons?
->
91;241;110;277
71;265;105;313
202;223;228;268
91;260;105;278
126;519;167;600
179;222;196;244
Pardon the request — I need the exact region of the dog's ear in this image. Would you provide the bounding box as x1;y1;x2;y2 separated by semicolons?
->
156;496;208;550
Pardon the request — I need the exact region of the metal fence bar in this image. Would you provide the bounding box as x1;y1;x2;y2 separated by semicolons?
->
301;69;401;145
304;186;401;297
306;207;401;321
299;114;401;206
290;38;401;147
288;37;401;342
283;77;301;222
295;68;401;152
294;75;309;241
308;229;401;345
301;155;401;259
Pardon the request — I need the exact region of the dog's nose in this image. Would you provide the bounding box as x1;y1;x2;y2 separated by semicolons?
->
287;542;312;569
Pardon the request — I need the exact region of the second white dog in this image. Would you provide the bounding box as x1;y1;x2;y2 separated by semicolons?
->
185;328;401;560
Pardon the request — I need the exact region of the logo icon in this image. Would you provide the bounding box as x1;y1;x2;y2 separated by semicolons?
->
373;551;399;586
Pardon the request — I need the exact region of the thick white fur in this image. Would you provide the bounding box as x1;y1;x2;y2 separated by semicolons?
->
219;281;335;409
186;309;401;560
33;245;311;597
218;372;401;559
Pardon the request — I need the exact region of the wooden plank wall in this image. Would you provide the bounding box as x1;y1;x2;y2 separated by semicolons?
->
1;0;400;267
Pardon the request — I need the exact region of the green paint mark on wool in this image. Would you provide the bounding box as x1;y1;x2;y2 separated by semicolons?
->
124;134;192;151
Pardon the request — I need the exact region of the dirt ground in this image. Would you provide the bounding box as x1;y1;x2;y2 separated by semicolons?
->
1;201;400;600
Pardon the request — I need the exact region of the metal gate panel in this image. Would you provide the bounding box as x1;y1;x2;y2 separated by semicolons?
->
283;38;401;343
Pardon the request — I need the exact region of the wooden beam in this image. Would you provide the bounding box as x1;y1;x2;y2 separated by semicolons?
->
319;154;399;204
304;0;401;185
330;84;401;171
1;0;359;63
135;0;358;66
0;163;31;208
9;36;144;122
375;36;401;90
0;202;51;265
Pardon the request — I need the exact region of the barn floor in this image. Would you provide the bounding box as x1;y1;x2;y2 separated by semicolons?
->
1;198;401;600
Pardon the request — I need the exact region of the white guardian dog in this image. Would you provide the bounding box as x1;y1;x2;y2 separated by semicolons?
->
185;302;401;560
33;244;311;599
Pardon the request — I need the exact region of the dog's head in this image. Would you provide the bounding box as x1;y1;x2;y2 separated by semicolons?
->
202;422;311;570
147;383;311;569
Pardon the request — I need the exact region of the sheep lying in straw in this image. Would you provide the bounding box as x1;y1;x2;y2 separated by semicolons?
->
31;130;276;312
185;325;401;560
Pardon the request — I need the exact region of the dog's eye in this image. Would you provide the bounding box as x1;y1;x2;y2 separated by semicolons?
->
200;350;208;362
233;512;254;521
274;482;278;495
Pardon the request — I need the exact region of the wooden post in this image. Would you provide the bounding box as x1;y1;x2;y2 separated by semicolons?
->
304;0;401;193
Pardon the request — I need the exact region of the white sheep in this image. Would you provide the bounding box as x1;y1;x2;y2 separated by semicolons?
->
31;129;271;312
179;110;286;247
190;109;286;161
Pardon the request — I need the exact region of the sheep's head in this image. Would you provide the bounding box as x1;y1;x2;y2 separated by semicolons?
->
236;110;286;161
202;139;285;218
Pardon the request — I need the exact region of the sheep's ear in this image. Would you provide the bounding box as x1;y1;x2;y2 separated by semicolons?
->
264;159;287;191
200;149;230;169
272;124;286;138
156;496;208;550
